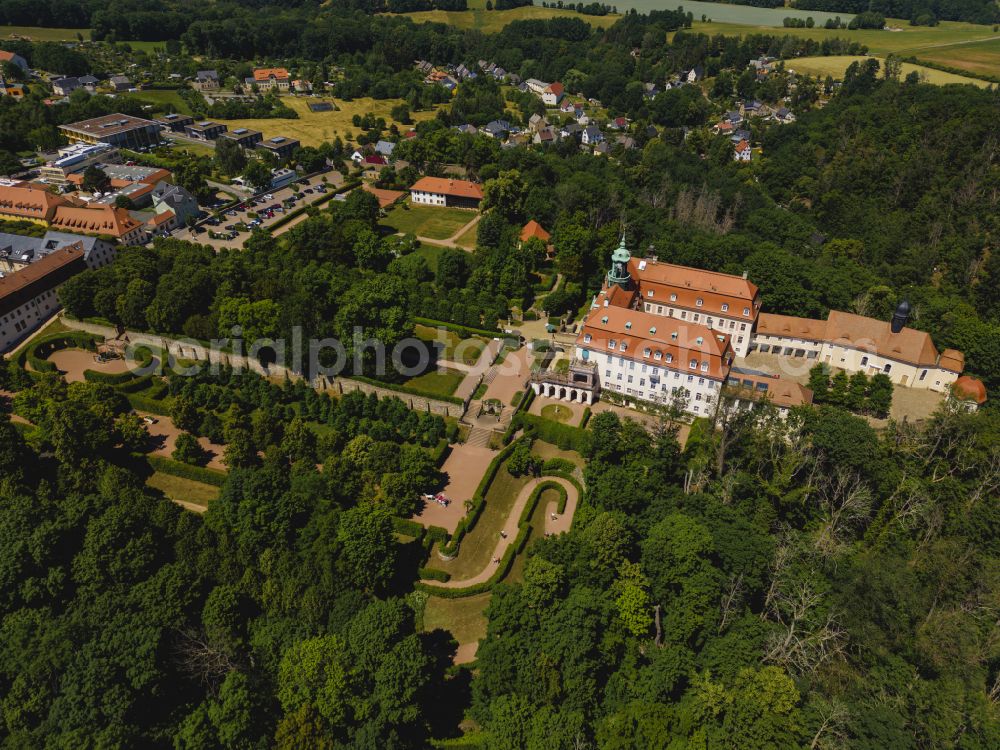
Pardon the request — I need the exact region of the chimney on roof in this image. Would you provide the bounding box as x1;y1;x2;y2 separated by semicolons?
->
890;299;911;334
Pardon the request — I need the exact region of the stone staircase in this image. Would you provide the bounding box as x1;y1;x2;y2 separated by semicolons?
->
466;426;494;448
482;365;499;387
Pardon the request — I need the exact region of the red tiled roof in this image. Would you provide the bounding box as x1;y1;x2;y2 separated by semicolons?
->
254;67;290;81
0;244;86;317
735;139;750;151
727;371;813;408
51;204;141;238
519;220;550;243
953;375;987;404
409;177;483;200
578;305;734;379
362;183;405;209
546;82;564;95
0;183;69;221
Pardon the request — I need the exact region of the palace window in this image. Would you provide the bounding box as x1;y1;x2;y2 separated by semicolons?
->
584;334;592;343
743;307;750;316
608;339;616;349
643;348;650;357
670;293;677;301
696;298;703;307
666;353;673;363
689;359;697;369
721;303;729;312
654;352;662;360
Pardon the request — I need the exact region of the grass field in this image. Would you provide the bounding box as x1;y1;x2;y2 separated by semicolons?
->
453;221;479;250
423;593;491;647
399;0;619;33
1;25;89;41
910;37;1000;78
425;463;531;580
683;19;1000;77
404;366;466;397
540;403;574;423
381;203;476;240
415;324;486;365
507;485;563;582
788;55;991;86
221;95;440;148
145;471;220;508
121;89;193;115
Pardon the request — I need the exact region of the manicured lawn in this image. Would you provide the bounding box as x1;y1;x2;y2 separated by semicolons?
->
404;367;466;397
0;25;90;41
411;242;447;272
788;55;991;87
381;203;476;240
533;440;585;468
121;89;194;115
453;220;479;250
221;95;441;147
508;486;563;582
422;593;491;646
145;471;220;507
425;464;532;580
415;324;487;365
540;403;574;423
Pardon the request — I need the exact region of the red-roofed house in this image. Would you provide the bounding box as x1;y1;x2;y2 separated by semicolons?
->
542;82;564;106
250;68;291;91
951;375;987;411
409;177;483;209
734;139;751;162
0;50;27;71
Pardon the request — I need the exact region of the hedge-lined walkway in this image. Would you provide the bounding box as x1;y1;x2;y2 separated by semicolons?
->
425;476;578;589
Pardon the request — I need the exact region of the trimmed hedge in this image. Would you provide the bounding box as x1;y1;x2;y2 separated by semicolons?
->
541;457;576;474
146;454;227;487
266;180;359;233
127;393;173;415
413;317;500;339
392;517;427;539
580;406;592;428
23;332;100;373
514;412;591;453
517;480;566;527
418;567;451;582
439;439;520;557
417;522;531;599
348;375;464;406
83;368;144;386
428;438;450;466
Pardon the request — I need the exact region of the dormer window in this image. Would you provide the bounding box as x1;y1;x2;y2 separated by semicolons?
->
671;332;677;340
666;353;673;363
696;298;703;307
721;303;729;312
670;293;677;302
701;362;709;372
743;307;750;316
625;321;632;329
601;316;608;324
643;348;651;357
608;339;616;348
647;290;654;298
654;352;662;360
584;333;592;343
695;336;703;345
649;327;656;334
689;359;697;369
620;342;627;351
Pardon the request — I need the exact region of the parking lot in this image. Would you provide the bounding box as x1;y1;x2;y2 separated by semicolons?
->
176;171;345;250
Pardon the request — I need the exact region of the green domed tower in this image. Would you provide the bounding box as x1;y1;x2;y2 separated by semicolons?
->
607;234;632;288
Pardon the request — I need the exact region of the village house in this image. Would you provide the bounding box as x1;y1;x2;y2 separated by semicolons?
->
0;49;28;72
109;75;132;92
192;70;220;91
541;82;564;106
581;126;604;146
248;67;291;91
409;177;483;209
734;139;752;162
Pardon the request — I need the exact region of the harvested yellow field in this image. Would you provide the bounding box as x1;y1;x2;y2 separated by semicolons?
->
222;96;443;147
787;55;991;87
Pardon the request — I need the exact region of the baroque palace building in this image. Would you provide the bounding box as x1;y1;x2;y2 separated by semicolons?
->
531;236;982;416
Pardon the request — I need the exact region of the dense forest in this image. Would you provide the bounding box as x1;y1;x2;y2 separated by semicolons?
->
791;0;1000;24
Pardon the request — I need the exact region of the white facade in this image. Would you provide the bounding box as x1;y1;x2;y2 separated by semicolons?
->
752;332;960;392
0;286;60;352
579;344;723;417
411;189;447;207
639;297;756;357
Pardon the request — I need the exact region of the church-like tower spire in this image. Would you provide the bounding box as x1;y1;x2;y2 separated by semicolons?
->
607;232;632;288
